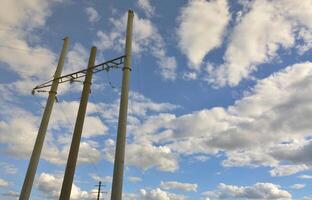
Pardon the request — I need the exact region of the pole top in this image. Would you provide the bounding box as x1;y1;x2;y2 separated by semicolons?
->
90;46;97;54
128;10;134;15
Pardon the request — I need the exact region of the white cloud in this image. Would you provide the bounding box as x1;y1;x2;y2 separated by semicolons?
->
177;0;229;69
98;91;177;124
0;107;40;158
270;165;310;177
50;100;108;138
0;100;105;166
124;61;312;175
85;7;100;23
104;139;179;172
297;27;312;54
65;43;89;74
290;184;305;189
182;71;197;80
140;188;187;200
193;155;209;162
0;0;57;29
203;183;292;200
128;92;178;117
207;0;312;86
0;0;62;96
128;176;142;183
1;191;19;199
94;12;177;80
0;162;18;174
160;181;197;192
0;178;9;187
90;173;112;183
124;192;138;200
298;175;312;179
0;1;96;99
137;0;155;17
36;172;96;200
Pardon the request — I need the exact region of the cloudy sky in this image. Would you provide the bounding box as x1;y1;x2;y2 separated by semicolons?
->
0;0;311;199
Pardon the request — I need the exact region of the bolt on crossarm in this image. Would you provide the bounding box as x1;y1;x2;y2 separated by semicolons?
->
110;10;134;200
19;37;69;200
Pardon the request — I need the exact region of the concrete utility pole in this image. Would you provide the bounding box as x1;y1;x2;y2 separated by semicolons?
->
110;10;134;200
19;37;69;200
59;47;97;200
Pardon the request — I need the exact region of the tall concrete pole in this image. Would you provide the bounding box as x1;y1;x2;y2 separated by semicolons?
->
59;47;97;200
19;37;69;200
110;10;134;200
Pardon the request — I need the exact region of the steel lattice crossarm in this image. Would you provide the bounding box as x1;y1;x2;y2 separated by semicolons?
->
32;55;125;94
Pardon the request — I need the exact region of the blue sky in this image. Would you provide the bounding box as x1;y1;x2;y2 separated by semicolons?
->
0;0;312;199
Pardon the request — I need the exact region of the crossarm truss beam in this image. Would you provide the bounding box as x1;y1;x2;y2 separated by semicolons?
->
32;55;125;93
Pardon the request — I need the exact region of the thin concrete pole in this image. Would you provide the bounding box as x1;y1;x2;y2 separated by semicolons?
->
19;37;69;200
59;47;97;200
110;10;134;200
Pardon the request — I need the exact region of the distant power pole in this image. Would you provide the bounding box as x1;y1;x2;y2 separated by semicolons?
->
97;181;102;200
110;10;134;200
92;181;107;200
19;37;69;200
59;47;97;200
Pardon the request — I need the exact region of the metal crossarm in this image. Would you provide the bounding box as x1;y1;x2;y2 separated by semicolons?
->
32;55;125;93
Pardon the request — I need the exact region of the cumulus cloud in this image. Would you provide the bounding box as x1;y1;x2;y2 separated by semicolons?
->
206;0;312;86
36;172;96;199
298;175;312;179
50;100;108;138
94;12;177;80
270;141;312;165
160;181;197;192
0;162;18;175
297;27;312;54
182;71;197;80
65;43;89;74
0;107;40;158
1;190;19;199
0;1;99;98
290;184;305;189
193;155;209;162
42;91;178;172
90;173;113;183
103;139;179;172
94;61;312;176
0;178;9;187
85;7;100;23
0;100;105;165
123;61;312;175
203;183;291;200
270;164;309;177
140;188;187;200
98;91;177;125
0;0;62;95
177;0;229;69
128;176;142;183
137;0;155;17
